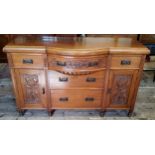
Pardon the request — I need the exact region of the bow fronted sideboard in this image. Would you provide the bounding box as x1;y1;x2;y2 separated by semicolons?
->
3;36;149;116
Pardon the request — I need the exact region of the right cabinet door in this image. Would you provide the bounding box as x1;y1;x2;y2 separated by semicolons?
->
107;70;138;109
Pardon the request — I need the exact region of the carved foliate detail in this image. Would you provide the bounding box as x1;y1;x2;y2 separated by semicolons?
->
58;70;92;75
49;58;105;69
23;74;41;104
111;75;132;105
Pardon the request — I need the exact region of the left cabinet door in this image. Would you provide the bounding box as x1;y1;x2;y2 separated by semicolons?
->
15;69;47;109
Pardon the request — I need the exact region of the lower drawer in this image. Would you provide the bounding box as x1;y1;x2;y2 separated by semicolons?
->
51;89;103;109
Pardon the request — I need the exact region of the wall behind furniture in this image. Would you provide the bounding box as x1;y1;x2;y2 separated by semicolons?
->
139;34;155;44
0;34;78;63
86;34;138;40
0;35;11;63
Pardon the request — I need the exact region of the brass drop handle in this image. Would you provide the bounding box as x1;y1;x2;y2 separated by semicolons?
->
42;88;45;94
86;77;96;82
88;61;98;67
85;97;94;101
59;77;68;82
23;59;33;64
56;61;66;66
59;97;68;102
121;60;131;65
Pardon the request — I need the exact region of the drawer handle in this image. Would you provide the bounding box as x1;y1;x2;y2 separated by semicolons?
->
59;97;68;102
56;61;66;66
88;62;98;67
59;77;68;82
86;77;96;82
23;59;33;64
85;97;94;102
121;60;131;65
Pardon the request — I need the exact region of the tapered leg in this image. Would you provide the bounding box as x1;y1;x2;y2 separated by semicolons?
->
128;109;133;117
18;110;26;116
99;110;106;117
153;72;155;82
48;110;55;116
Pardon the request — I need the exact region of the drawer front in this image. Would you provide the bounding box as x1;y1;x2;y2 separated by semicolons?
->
49;70;105;89
11;53;46;68
110;56;141;69
48;55;107;73
51;89;102;109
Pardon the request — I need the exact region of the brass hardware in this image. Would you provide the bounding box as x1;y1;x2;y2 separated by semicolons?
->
86;77;96;82
59;77;68;82
121;60;131;65
59;97;68;102
85;97;94;101
23;59;33;64
88;61;98;67
56;61;66;66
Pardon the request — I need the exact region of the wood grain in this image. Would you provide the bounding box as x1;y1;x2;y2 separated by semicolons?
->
11;53;46;68
106;70;138;109
48;70;105;89
110;55;141;69
3;36;149;55
15;69;47;109
51;89;103;109
48;55;107;73
3;36;150;115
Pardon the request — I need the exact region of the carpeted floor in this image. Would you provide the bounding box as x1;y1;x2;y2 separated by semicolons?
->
0;62;155;120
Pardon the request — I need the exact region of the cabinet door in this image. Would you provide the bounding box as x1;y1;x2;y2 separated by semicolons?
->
15;69;47;109
106;70;138;109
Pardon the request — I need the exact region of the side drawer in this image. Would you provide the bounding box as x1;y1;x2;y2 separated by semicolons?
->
49;70;105;89
110;56;141;69
51;89;103;109
11;53;46;68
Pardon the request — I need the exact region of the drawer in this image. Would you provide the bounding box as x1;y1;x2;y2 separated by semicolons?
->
49;70;105;89
51;89;103;109
48;55;107;74
110;56;141;69
11;53;46;68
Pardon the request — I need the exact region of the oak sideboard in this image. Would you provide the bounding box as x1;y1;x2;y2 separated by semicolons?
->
3;36;150;116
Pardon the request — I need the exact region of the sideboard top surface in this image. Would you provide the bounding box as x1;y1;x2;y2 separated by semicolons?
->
3;36;150;55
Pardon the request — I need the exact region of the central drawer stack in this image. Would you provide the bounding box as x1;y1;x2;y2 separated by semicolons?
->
48;54;107;109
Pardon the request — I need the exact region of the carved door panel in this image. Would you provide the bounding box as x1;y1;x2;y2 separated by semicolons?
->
107;70;138;108
15;69;47;109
